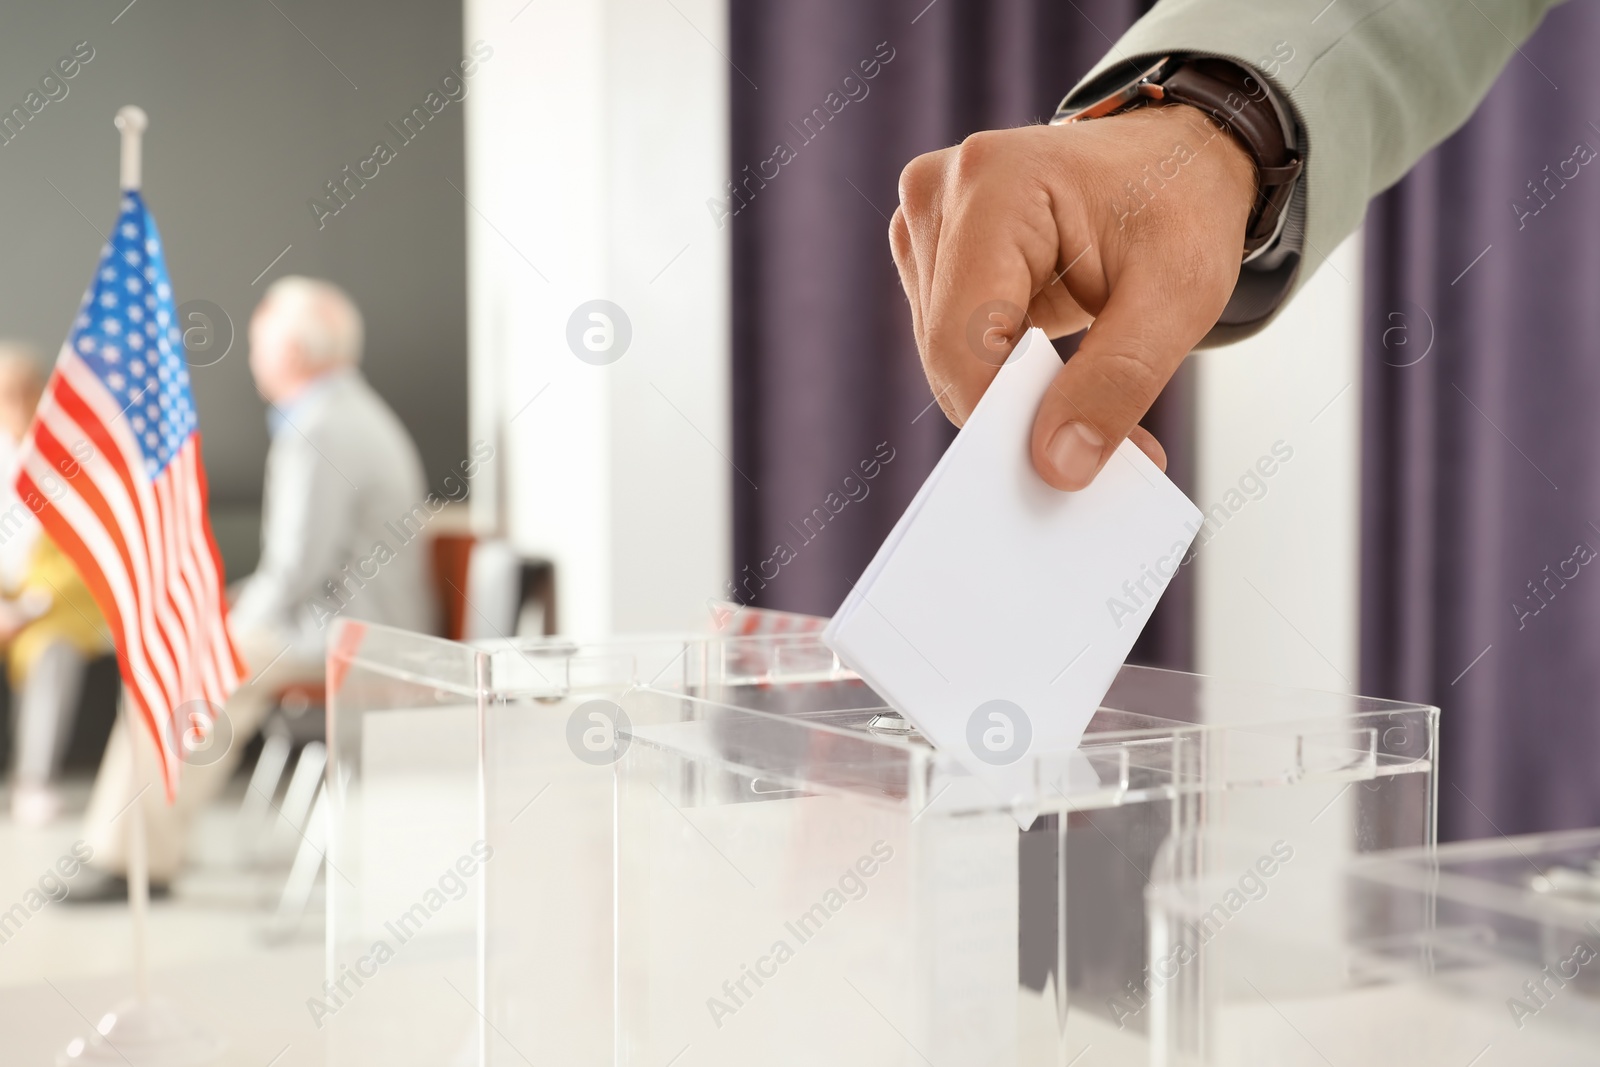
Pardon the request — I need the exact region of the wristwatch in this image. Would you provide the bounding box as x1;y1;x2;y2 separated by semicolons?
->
1051;56;1303;262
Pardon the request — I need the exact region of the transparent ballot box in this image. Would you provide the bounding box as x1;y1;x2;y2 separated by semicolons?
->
326;618;1438;1066
324;619;712;1065
1150;827;1600;1066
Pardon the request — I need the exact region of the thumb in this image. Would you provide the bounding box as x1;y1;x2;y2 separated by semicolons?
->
1029;264;1217;491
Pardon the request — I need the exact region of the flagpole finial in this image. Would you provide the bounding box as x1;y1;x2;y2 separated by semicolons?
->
114;105;148;191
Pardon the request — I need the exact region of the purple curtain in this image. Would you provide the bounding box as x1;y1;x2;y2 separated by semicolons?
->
728;0;1194;667
1362;3;1600;840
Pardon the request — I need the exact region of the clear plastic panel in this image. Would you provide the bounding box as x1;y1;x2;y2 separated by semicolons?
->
477;633;715;1065
324;619;487;1067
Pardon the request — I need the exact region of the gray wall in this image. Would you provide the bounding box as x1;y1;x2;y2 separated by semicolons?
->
0;1;468;537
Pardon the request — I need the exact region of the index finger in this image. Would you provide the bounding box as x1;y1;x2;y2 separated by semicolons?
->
922;147;1070;424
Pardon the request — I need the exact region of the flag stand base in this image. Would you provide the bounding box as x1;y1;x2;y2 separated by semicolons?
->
58;699;224;1066
56;996;225;1066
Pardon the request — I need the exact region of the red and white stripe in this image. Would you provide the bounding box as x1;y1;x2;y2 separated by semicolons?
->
15;346;243;799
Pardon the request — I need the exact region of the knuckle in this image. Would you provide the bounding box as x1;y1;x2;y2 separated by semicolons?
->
889;207;911;259
898;153;941;215
950;129;1004;182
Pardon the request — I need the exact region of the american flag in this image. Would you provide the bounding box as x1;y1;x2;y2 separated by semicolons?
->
14;189;243;799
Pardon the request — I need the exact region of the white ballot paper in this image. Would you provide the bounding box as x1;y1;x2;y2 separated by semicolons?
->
824;328;1203;816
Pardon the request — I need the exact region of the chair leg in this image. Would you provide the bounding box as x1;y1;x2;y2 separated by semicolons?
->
265;784;327;941
269;740;327;856
238;725;293;860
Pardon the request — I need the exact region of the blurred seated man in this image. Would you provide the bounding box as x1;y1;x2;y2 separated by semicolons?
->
0;348;112;826
76;277;435;897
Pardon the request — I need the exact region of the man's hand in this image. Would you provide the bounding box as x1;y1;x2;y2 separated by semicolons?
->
890;104;1258;490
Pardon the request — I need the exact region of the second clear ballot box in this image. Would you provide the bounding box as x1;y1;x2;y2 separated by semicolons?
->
325;616;1438;1066
1148;825;1600;1066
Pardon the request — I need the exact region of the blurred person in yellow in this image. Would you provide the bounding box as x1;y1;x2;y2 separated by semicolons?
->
0;345;111;827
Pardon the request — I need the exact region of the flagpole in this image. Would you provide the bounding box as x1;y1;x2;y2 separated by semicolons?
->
117;699;152;1004
114;104;154;1012
115;105;146;189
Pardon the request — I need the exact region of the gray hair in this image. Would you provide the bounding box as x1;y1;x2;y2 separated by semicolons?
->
261;276;364;369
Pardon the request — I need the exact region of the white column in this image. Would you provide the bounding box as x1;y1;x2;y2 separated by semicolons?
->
1192;237;1365;927
1193;236;1364;693
464;0;731;636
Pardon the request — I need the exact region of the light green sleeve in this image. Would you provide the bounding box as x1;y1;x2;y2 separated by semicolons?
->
1065;0;1566;338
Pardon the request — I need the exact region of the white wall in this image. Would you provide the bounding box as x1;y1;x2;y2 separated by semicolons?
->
464;0;730;636
1193;237;1364;692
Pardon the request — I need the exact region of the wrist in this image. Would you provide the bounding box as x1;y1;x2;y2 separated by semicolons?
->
1053;55;1302;259
1161;102;1260;225
1111;103;1257;234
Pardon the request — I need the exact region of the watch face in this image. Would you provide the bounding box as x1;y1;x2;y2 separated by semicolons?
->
1051;56;1172;124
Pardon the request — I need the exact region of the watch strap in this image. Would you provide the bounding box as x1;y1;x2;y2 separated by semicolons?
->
1158;59;1301;254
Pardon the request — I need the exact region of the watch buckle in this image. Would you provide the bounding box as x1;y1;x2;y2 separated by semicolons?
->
1055;56;1173;124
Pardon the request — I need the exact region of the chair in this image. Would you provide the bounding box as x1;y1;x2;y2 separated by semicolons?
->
257;534;554;931
454;536;557;639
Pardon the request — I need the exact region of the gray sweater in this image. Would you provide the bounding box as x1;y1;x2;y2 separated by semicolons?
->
230;369;436;653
